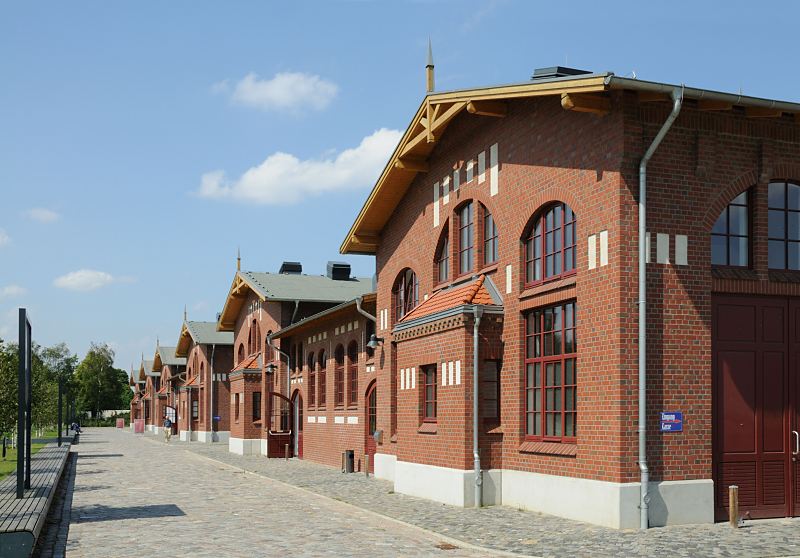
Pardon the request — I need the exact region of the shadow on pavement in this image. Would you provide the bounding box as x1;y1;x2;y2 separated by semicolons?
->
74;504;185;523
75;453;124;458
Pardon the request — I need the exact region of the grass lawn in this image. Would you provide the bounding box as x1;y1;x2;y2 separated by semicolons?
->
0;443;46;481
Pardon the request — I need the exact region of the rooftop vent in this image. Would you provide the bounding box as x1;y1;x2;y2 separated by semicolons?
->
216;312;222;323
531;66;592;81
326;261;351;281
279;261;303;275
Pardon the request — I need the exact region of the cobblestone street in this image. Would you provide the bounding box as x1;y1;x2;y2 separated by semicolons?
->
62;428;502;557
142;429;800;558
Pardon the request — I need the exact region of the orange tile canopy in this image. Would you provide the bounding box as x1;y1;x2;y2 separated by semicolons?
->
399;275;496;323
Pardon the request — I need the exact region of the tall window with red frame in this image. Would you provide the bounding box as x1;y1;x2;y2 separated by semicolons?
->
458;201;474;275
436;227;450;284
483;208;499;266
525;203;576;285
524;301;577;442
334;344;345;407
393;268;418;321
422;365;437;422
347;341;358;407
307;352;316;407
317;349;327;407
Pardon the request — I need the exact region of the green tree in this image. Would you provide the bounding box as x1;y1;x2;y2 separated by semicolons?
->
0;340;18;437
74;343;128;417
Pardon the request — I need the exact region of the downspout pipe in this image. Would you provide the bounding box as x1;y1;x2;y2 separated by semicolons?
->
355;296;377;322
267;334;292;420
210;344;216;443
472;305;484;508
638;86;683;530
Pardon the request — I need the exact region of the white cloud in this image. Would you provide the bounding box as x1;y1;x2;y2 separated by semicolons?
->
198;128;402;205
0;285;26;298
24;208;60;223
53;269;116;291
228;72;338;112
0;229;9;247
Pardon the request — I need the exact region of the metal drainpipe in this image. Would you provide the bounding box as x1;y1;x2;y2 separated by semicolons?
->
355;296;377;322
638;86;683;529
210;344;216;443
473;305;483;508
267;335;292;416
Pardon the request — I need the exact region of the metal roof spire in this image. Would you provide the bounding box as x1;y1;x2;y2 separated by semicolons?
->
426;38;435;93
184;305;188;322
237;247;241;271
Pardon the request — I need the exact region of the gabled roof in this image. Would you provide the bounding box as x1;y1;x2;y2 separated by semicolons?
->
184;374;201;387
157;384;168;396
394;275;503;331
271;293;377;340
217;270;373;331
154;345;186;371
138;359;155;381
176;321;234;357
340;72;800;255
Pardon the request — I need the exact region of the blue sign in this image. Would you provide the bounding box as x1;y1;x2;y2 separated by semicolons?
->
213;416;221;421
660;412;683;432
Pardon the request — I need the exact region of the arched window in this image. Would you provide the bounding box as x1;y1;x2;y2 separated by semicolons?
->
264;331;273;363
768;181;800;269
393;268;418;321
307;352;316;407
712;190;749;267
237;343;245;364
253;320;261;353
334;344;345;407
483;206;499;265
458;201;475;275
524;202;576;285
347;341;358;407
317;349;327;407
435;225;450;284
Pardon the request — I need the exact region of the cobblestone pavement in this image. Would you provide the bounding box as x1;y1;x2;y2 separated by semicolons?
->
141;430;800;558
64;428;502;557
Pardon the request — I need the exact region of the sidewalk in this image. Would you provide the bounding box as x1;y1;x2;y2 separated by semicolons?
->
140;431;800;558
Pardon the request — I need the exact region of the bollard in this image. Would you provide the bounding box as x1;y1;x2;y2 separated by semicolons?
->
729;485;739;528
285;443;289;461
365;454;370;478
2;437;5;459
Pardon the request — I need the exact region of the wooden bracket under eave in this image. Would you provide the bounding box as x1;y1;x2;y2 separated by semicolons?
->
394;157;429;172
466;100;507;117
561;93;610;115
746;107;784;118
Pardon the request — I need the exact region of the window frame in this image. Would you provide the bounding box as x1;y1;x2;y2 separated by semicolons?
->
458;201;475;276
347;341;358;408
334;344;345;407
524;203;577;287
711;190;750;268
483;208;499;266
481;359;501;425
192;398;199;420
524;301;577;444
422;365;437;423
307;351;316;407
435;225;450;285
252;391;262;422
393;268;419;321
317;349;327;408
234;393;240;422
768;180;800;270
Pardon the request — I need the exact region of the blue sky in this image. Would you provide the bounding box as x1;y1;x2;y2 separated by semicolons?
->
1;0;798;370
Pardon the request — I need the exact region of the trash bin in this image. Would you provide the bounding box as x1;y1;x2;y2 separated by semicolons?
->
342;450;355;473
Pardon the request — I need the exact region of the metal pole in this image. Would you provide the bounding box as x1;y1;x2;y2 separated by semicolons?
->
365;454;370;478
16;309;26;499
472;306;483;508
58;377;63;447
24;312;32;490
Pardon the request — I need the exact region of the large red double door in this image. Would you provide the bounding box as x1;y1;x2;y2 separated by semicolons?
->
713;295;800;519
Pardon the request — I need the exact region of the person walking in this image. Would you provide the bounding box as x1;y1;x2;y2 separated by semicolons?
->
163;416;172;443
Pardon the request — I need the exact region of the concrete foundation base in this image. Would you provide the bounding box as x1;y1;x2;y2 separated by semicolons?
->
391;460;714;529
196;430;230;443
229;437;261;455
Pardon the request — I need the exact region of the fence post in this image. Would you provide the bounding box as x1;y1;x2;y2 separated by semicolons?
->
285;443;289;461
365;454;370;478
729;485;739;528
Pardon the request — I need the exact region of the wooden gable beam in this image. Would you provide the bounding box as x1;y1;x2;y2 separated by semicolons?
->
400;101;467;158
697;99;733;111
746;107;784;118
560;93;610;115
638;91;670;103
394;157;429;172
466;100;507;117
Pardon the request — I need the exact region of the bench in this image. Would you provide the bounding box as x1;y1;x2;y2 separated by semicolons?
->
0;443;71;558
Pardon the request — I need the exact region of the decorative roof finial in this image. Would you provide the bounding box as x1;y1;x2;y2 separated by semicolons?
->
237;247;241;271
156;336;160;349
426;38;435;93
184;304;188;322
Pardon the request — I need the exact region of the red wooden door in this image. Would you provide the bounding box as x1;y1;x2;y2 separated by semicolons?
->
713;295;792;519
790;300;800;515
293;392;303;459
365;383;377;473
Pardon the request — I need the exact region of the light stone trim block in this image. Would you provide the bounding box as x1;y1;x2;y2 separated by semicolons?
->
505;264;512;294
317;416;327;424
588;234;597;270
374;453;397;482
308;416;316;423
453;168;460;190
478;151;486;184
433;182;440;227
228;437;261;456
455;360;461;385
411;367;415;389
334;416;345;424
656;233;670;264
448;361;454;386
675;234;688;265
466;160;474;182
347;416;358;424
489;143;499;196
599;230;609;267
443;176;450;204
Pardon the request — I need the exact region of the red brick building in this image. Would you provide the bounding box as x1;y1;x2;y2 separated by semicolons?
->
340;67;800;528
270;293;378;469
175;320;234;442
151;344;185;436
136;359;157;431
216;260;372;455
